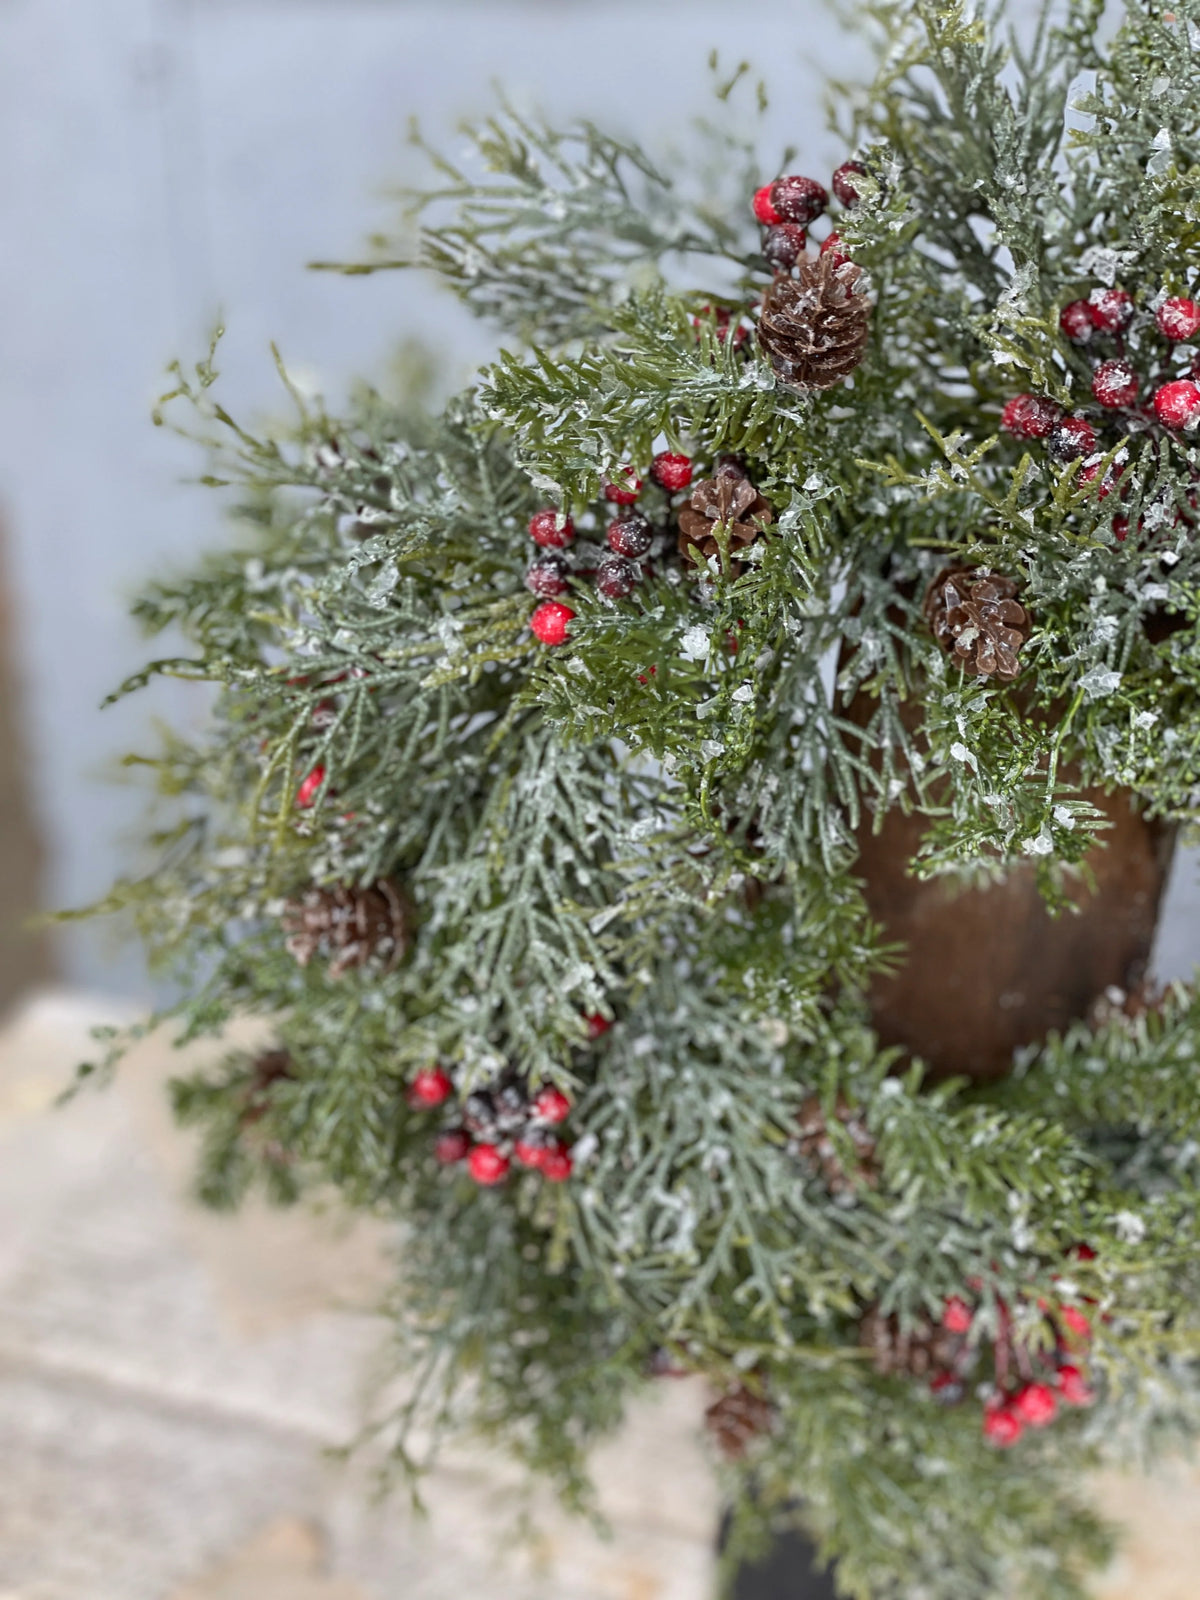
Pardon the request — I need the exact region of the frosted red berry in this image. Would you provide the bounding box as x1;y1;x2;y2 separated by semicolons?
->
752;184;782;225
1059;1305;1093;1341
1059;300;1094;343
1000;393;1062;439
586;1012;613;1039
771;174;828;225
982;1403;1024;1448
295;764;326;809
820;230;849;268
1087;286;1134;334
1157;297;1200;342
1092;359;1139;408
831;160;867;207
532;1085;572;1125
652;452;694;492
540;1141;574;1183
530;601;576;646
607;511;653;559
408;1066;454;1109
435;1128;470;1164
1056;1365;1095;1407
596;556;638;600
941;1296;974;1334
1154;378;1200;430
762;223;808;271
525;554;569;599
468;1143;510;1186
603;468;642;505
529;508;574;548
1112;514;1130;542
1012;1382;1057;1429
1048;415;1097;463
513;1137;548;1169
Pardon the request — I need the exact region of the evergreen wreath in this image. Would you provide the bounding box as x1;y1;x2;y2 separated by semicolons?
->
75;3;1200;1595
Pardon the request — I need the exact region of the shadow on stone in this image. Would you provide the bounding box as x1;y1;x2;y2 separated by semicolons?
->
724;1515;841;1600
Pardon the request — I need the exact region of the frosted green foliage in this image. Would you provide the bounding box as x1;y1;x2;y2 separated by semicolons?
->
75;2;1200;1598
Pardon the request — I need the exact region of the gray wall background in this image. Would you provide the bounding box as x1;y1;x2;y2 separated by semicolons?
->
1;0;1196;997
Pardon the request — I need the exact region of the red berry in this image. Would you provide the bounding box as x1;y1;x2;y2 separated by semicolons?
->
525;554;569;599
586;1013;613;1039
1079;457;1124;500
831;160;867;208
513;1138;548;1169
930;1372;963;1403
752;184;781;225
1059;300;1095;343
1092;359;1139;408
468;1143;510;1186
607;512;653;559
941;1296;974;1335
408;1066;454;1110
540;1141;574;1183
1012;1382;1058;1429
1112;514;1130;542
982;1403;1024;1448
771;174;828;225
1048;415;1097;463
1088;286;1135;334
1071;1243;1097;1263
762;223;807;270
820;230;849;268
1000;393;1062;439
1060;1305;1093;1341
652;452;694;492
1057;1365;1095;1407
528;508;574;548
1154;378;1200;430
435;1128;470;1164
532;1085;572;1125
596;556;638;599
1157;297;1200;342
603;468;642;505
529;601;576;646
295;764;326;809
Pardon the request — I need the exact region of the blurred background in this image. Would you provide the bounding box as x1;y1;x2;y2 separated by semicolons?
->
0;2;1198;1597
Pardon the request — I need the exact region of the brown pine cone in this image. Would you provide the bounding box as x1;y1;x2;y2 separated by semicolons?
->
923;566;1030;680
704;1381;773;1459
282;879;413;977
677;463;773;570
757;252;871;392
859;1307;962;1379
796;1093;877;1195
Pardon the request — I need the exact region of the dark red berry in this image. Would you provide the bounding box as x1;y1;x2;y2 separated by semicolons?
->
1154;378;1200;430
1012;1382;1057;1429
435;1128;470;1164
525;554;569;598
819;230;849;268
1092;358;1139;408
1056;1365;1095;1407
982;1403;1023;1448
607;512;653;559
1087;286;1134;334
295;764;326;809
941;1296;974;1334
529;601;576;646
831;160;867;207
1048;415;1096;463
1157;297;1200;342
1059;1305;1093;1342
1071;1243;1097;1262
532;1085;572;1125
651;452;694;492
586;1012;613;1039
529;508;574;548
603;468;642;505
762;223;807;270
1079;457;1123;500
1112;514;1130;542
596;556;638;599
1000;393;1062;439
468;1143;510;1186
540;1141;574;1183
1059;300;1095;344
408;1066;454;1109
752;184;781;225
771;174;828;225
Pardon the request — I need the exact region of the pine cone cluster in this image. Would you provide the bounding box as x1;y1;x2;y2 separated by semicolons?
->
282;879;412;977
757;252;871;392
859;1307;964;1379
795;1093;877;1195
704;1381;773;1459
923;566;1030;680
677;461;773;571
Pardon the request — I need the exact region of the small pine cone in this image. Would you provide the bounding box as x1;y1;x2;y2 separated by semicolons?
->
677;465;773;570
757;252;871;393
859;1307;962;1379
704;1382;773;1459
923;566;1030;680
282;879;413;977
796;1093;877;1195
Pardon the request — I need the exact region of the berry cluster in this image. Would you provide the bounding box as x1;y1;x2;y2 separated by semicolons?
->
751;160;872;273
525;451;697;646
407;1065;577;1185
